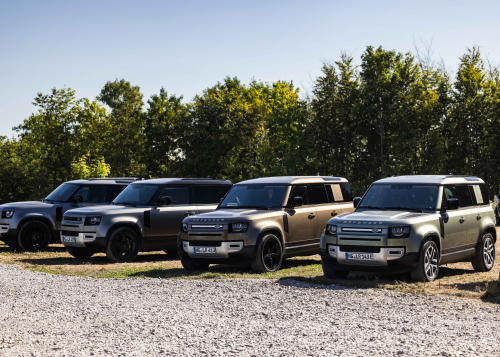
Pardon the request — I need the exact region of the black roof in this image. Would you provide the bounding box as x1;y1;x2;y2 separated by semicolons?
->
131;178;232;185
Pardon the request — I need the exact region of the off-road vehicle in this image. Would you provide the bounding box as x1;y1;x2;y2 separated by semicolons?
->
0;178;138;251
178;176;354;273
60;178;232;262
320;175;496;282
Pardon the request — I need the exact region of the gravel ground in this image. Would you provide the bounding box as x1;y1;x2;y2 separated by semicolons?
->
0;264;499;357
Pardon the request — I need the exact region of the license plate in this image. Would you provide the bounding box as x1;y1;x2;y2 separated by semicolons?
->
194;247;216;253
62;236;76;243
345;253;373;260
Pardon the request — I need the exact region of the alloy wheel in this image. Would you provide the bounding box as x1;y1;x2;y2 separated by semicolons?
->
424;245;438;280
262;238;281;271
483;237;495;269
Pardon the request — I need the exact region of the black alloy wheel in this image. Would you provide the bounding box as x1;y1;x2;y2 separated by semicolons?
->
18;221;52;252
251;234;283;273
105;227;140;263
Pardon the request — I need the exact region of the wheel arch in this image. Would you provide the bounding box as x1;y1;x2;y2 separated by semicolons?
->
483;225;496;243
257;227;284;246
18;216;56;237
420;232;441;255
106;223;143;247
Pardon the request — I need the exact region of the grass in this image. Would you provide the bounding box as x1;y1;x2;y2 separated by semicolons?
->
1;229;500;304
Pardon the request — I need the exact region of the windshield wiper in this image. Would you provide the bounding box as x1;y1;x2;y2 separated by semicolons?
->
114;202;137;207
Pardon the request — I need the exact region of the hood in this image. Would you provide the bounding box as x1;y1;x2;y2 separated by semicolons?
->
63;205;142;216
185;208;277;222
0;201;56;210
334;209;429;223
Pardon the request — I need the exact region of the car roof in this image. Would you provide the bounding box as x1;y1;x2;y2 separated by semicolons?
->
235;176;348;185
66;178;143;185
129;178;233;185
373;175;485;185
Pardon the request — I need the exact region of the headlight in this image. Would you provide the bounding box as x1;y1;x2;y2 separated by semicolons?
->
2;210;15;219
230;222;248;233
326;225;337;236
182;223;188;232
85;216;102;225
390;226;411;238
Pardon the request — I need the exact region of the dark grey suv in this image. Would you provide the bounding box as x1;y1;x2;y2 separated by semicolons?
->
0;178;139;251
60;178;232;262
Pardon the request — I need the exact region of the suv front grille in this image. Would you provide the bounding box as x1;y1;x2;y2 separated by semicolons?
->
64;216;82;222
339;245;381;253
188;241;222;247
61;230;78;237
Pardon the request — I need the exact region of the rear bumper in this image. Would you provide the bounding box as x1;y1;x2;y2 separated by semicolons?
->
320;246;418;272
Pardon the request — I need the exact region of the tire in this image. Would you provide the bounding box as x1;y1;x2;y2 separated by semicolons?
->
251;234;283;273
66;247;95;259
17;221;52;252
471;233;495;272
180;258;210;271
105;227;140;263
410;239;439;282
321;260;350;279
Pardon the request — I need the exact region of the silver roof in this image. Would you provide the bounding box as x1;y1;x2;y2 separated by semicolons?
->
374;175;484;185
236;176;348;185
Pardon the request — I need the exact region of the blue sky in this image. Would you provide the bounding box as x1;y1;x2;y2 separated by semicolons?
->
1;0;499;137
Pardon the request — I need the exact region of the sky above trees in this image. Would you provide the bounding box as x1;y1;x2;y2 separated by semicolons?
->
1;0;500;137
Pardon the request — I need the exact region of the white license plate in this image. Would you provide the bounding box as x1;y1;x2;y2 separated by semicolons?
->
62;236;76;243
345;253;373;260
194;247;216;253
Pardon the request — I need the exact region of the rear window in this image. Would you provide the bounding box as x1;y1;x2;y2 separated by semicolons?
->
308;185;329;205
195;185;232;204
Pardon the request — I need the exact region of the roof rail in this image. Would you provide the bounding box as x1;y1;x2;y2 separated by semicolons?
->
444;175;478;178
180;178;225;180
87;177;144;181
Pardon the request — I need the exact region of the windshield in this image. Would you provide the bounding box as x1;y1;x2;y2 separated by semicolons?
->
45;183;78;202
113;184;160;206
359;184;439;211
219;184;288;209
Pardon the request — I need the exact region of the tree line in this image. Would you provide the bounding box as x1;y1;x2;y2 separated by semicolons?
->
1;45;499;203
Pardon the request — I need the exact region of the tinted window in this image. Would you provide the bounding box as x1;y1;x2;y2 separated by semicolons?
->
114;184;160;205
360;184;439;210
75;185;108;203
340;183;353;202
220;185;288;208
107;185;126;202
441;186;457;209
195;185;232;204
45;183;78;202
290;185;310;205
480;184;489;204
456;185;472;207
325;185;334;202
308;185;328;205
161;186;190;205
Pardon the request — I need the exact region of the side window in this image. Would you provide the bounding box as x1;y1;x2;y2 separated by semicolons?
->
479;184;489;205
194;185;232;204
456;185;472;207
441;185;457;209
75;185;108;203
107;185;126;202
330;184;344;202
469;185;485;205
308;185;329;205
290;185;310;205
340;183;353;202
160;186;190;205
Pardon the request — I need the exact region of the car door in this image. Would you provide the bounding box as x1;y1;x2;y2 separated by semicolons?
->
440;185;466;262
464;184;488;256
62;185;110;214
311;184;336;237
148;185;198;249
285;184;317;252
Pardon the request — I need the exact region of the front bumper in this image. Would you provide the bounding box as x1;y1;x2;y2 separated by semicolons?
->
320;245;418;272
178;239;256;264
0;226;17;243
60;231;97;247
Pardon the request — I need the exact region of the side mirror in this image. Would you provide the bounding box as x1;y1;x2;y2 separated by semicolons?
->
447;198;459;210
164;196;171;206
353;197;362;208
74;194;83;203
293;196;303;207
156;196;171;206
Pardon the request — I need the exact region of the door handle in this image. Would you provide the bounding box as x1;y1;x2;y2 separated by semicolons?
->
331;211;337;217
308;213;316;219
459;217;465;223
477;215;482;220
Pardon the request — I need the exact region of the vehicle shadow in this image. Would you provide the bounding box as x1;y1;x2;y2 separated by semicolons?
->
443;279;500;304
0;244;68;254
17;252;180;266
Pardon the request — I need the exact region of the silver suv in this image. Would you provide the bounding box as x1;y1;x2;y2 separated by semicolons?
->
320;175;496;282
178;176;354;273
60;178;232;262
0;178;138;251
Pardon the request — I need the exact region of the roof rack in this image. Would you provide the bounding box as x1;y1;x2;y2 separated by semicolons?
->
87;177;144;181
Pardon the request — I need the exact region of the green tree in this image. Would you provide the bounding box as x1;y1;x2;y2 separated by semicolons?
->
97;79;145;177
71;154;111;179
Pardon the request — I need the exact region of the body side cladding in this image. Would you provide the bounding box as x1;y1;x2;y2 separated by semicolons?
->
144;210;151;228
421;232;441;255
55;207;63;222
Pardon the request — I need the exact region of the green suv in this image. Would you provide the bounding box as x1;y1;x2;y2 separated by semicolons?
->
320;175;496;282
